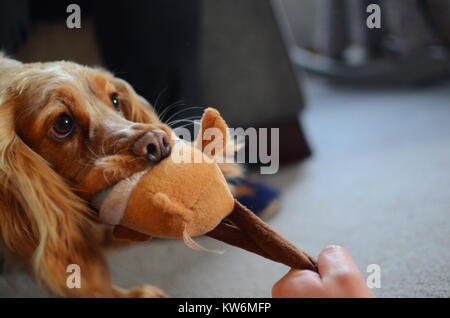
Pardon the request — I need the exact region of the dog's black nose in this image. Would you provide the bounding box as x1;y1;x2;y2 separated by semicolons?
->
133;130;171;162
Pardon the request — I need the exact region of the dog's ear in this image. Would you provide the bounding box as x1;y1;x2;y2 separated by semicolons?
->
0;96;97;281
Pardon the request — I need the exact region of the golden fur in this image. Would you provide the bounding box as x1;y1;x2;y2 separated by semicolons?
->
0;54;237;297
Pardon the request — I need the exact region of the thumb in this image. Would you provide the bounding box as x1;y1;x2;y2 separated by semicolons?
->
317;245;362;280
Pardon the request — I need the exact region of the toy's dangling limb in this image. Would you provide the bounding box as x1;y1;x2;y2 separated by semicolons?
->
182;226;224;254
152;192;194;222
207;200;318;272
153;192;223;254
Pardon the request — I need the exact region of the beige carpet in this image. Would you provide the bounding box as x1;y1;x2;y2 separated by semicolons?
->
1;77;449;297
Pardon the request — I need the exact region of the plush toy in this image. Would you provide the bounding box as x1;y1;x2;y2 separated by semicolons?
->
92;108;317;271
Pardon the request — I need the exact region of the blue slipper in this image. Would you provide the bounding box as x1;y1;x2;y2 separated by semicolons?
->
227;177;280;220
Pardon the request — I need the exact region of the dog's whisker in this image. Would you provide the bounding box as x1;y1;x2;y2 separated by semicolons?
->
111;137;129;155
163;106;203;125
152;86;168;113
158;100;186;120
172;120;202;130
100;138;108;158
102;169;112;185
164;106;202;123
167;116;202;128
126;157;143;164
172;123;202;136
157;99;185;120
80;162;95;168
86;145;99;160
167;115;201;125
114;148;129;156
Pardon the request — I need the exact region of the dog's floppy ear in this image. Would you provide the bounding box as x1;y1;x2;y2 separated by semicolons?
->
0;96;97;282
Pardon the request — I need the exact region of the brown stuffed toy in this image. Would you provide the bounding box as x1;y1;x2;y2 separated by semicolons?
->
92;108;317;271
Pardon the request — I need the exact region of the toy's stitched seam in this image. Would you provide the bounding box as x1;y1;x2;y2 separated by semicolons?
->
188;172;215;210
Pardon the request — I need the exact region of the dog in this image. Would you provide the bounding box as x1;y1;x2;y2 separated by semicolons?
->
0;54;238;297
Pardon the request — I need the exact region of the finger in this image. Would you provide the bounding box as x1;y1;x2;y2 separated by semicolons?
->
317;245;362;280
272;268;322;298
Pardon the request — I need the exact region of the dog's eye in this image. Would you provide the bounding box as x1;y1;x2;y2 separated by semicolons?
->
52;114;74;139
110;93;120;110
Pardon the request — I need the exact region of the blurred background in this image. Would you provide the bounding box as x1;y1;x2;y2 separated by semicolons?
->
0;0;449;297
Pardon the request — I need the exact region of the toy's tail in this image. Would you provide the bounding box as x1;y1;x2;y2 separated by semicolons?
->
206;200;318;271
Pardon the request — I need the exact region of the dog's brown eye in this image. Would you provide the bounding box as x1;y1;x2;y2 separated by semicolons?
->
52;114;73;139
110;93;120;110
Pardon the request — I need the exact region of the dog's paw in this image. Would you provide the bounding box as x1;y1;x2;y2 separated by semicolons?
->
127;285;168;298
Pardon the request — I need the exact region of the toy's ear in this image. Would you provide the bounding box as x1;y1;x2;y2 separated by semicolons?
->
196;108;229;157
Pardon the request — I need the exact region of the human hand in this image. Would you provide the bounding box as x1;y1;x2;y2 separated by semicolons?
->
272;245;375;298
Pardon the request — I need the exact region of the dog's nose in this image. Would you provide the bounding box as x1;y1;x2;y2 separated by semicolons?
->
132;130;171;162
